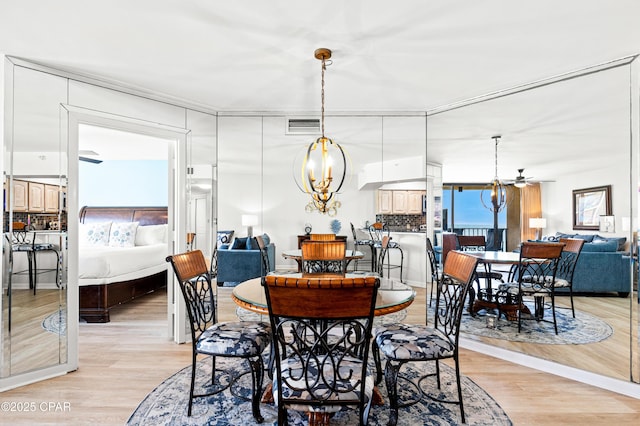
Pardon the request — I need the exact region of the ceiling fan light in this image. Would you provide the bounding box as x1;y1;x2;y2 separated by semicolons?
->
514;181;527;188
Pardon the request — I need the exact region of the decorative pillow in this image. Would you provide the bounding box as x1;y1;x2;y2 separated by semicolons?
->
246;237;258;250
217;230;234;247
79;222;112;246
571;234;595;243
262;233;271;246
135;224;168;246
231;237;247;250
109;222;139;247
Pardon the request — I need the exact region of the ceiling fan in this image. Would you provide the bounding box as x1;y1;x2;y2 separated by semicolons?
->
509;168;532;188
79;150;103;164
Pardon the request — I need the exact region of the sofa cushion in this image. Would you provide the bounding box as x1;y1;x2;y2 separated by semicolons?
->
582;240;618;252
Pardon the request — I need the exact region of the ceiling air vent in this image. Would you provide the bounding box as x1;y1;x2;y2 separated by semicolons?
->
286;118;320;135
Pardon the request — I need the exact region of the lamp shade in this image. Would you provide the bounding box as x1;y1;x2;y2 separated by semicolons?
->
529;218;547;229
242;214;259;227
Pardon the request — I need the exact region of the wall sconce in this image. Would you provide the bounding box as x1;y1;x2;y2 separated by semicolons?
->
529;217;547;240
242;214;259;237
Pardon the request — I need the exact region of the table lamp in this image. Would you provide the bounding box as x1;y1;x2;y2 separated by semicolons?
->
529;217;547;241
242;214;258;237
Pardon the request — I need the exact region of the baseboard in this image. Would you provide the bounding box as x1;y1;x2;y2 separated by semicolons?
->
461;337;640;399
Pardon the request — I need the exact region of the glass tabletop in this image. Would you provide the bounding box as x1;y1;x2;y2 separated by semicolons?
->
231;272;415;316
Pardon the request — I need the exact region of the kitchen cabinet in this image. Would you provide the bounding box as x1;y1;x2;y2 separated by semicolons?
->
392;191;408;214
44;185;60;213
11;180;29;212
406;191;424;214
377;189;425;214
377;190;393;214
28;182;45;212
378;190;393;214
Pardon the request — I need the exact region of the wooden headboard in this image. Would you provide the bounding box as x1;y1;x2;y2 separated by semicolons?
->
79;206;168;226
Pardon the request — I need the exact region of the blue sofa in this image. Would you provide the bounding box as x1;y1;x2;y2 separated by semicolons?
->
550;233;631;297
216;235;275;286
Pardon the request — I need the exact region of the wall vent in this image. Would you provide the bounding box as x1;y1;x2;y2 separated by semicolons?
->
286;118;320;135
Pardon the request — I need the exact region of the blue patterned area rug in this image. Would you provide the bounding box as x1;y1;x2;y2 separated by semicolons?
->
127;357;512;426
459;303;613;345
41;309;66;335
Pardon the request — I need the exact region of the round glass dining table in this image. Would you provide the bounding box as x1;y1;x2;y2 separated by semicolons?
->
232;272;415;317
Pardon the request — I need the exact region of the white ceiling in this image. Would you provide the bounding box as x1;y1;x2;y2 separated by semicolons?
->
2;1;639;181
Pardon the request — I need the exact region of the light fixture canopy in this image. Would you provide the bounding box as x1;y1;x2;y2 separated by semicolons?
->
295;48;348;217
480;135;508;213
513;168;528;188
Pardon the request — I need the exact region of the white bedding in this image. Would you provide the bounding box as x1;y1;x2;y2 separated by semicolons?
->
78;243;168;286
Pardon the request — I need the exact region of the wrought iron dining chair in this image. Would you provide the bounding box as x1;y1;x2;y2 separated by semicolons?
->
369;222;404;281
500;242;565;334
372;250;479;425
300;239;347;275
309;233;337;241
166;250;271;421
426;237;442;308
457;234;505;307
555;238;585;318
263;274;380;426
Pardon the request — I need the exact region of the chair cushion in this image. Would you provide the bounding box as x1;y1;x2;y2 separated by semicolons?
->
196;321;270;356
500;282;552;297
33;243;56;251
375;323;454;360
273;355;374;414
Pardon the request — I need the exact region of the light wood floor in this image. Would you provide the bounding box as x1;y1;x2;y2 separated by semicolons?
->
2;287;640;425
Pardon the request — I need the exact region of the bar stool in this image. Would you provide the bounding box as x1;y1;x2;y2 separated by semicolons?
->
350;222;375;272
370;222;404;282
5;224;61;295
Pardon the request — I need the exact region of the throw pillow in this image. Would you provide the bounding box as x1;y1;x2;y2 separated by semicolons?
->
246;237;258;250
217;230;234;247
262;233;271;246
79;222;112;246
231;237;247;250
109;222;139;247
135;224;168;246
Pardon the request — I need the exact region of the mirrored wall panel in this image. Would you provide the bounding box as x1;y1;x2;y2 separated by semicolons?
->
426;57;638;382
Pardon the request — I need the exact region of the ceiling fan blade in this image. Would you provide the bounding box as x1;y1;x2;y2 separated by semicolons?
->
79;156;103;164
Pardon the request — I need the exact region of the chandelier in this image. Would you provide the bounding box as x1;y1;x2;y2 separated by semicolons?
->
480;135;508;213
297;48;348;217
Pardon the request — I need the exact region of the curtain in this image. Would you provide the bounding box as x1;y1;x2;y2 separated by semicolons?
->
520;183;542;241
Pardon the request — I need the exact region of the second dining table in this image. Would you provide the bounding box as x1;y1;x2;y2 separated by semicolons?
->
462;250;531;320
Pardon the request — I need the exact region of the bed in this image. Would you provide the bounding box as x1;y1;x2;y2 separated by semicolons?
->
78;206;169;323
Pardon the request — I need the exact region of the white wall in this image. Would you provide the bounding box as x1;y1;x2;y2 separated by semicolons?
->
217;114;428;283
541;163;631;240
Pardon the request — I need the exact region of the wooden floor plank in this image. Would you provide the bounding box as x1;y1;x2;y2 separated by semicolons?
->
1;286;639;425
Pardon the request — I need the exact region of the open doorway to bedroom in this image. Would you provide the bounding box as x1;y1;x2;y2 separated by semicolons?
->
77;123;172;331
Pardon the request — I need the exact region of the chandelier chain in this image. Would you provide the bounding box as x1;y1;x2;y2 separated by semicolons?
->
321;57;326;138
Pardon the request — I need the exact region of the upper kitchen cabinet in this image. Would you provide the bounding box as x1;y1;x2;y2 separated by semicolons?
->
10;180;29;212
378;189;425;214
377;190;393;214
44;184;60;213
27;182;45;212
